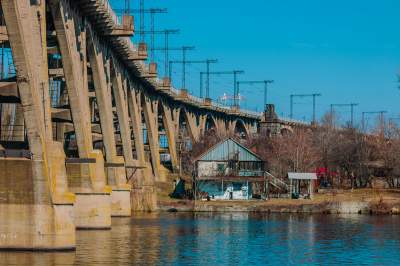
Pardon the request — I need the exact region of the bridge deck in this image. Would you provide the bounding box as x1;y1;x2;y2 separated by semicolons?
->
75;0;260;120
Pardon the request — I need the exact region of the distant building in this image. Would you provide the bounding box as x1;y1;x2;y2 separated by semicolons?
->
193;138;266;200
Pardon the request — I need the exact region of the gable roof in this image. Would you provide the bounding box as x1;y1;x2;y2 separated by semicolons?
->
195;138;263;162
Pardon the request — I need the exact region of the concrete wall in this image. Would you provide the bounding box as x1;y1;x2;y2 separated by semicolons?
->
0;159;75;250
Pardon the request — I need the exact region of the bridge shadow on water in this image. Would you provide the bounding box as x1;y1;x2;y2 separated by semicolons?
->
1;213;400;265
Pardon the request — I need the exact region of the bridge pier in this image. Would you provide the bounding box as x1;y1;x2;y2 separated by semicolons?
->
0;0;75;250
0;185;74;252
110;62;135;216
142;93;163;181
184;111;201;142
199;114;207;136
127;86;157;211
65;151;111;229
0;142;75;251
87;26;131;217
49;0;112;228
160;103;179;171
215;117;228;137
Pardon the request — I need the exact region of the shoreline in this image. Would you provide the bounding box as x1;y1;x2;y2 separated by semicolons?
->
157;189;400;215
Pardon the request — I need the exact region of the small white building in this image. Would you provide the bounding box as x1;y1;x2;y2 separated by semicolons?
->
288;172;317;199
194;138;266;200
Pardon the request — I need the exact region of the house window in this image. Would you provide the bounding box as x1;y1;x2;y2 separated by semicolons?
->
217;163;225;174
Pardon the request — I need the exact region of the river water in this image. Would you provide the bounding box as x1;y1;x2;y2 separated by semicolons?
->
1;213;400;265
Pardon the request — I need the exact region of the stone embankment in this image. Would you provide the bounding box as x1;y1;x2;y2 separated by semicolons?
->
158;189;400;215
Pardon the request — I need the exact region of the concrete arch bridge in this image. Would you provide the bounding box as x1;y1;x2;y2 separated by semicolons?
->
0;0;268;250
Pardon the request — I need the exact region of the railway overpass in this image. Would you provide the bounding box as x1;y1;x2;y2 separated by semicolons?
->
0;0;307;250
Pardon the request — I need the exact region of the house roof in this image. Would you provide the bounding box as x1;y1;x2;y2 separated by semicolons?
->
288;172;318;180
195;138;263;162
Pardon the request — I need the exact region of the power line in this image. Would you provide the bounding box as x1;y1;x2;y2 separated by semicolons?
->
150;30;180;77
237;80;274;108
170;59;218;96
199;70;244;104
362;111;387;132
290;93;322;123
330;103;358;127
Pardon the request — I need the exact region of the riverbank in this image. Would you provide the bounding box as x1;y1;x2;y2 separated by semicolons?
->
158;189;400;214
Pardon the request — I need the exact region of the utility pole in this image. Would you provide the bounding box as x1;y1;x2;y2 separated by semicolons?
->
362;111;387;132
200;71;244;105
263;80;274;107
163;30;179;78
115;7;168;62
124;0;130;15
330;103;358;127
206;60;215;99
152;45;199;83
236;80;274;108
233;70;245;107
200;72;205;98
290;93;322;123
149;9;167;62
133;29;180;75
290;95;294;119
149;30;180;77
139;0;145;43
170;59;218;97
181;46;195;90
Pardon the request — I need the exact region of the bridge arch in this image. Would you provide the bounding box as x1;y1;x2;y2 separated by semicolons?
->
204;113;217;132
232;119;250;139
280;125;294;135
177;107;199;144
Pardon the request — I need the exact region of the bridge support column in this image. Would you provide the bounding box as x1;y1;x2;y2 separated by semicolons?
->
228;120;235;135
127;87;157;211
9;104;24;141
50;0;111;229
245;121;255;136
185;111;200;142
110;62;135;216
0;0;75;250
87;28;130;217
142;93;163;181
216;118;228;137
199;114;207;137
160;102;178;171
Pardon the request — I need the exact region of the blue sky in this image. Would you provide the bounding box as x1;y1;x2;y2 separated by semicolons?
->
111;0;400;126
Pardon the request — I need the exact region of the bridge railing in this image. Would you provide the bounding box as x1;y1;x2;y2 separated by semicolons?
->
211;101;230;110
187;93;203;103
239;109;262;117
169;86;180;96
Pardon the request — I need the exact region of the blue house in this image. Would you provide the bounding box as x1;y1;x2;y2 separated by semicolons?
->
194;138;266;200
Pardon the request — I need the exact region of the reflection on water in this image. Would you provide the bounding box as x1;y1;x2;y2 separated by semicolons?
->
1;213;400;265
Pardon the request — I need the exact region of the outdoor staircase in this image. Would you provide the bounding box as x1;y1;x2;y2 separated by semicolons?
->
265;171;289;191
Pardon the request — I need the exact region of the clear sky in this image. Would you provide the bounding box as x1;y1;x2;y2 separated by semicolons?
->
111;0;400;126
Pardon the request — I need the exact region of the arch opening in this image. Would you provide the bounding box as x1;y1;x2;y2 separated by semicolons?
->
234;119;249;139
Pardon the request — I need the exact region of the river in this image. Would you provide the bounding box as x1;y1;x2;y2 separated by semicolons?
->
1;213;400;265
